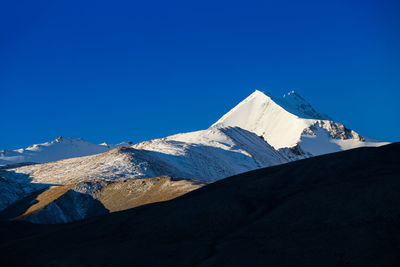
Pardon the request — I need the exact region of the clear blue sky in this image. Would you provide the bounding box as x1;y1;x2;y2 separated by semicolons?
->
1;0;399;149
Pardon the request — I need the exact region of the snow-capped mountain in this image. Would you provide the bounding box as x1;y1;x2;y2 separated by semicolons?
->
213;90;388;155
0;90;390;218
8;126;292;186
0;126;294;212
0;137;131;165
1;90;386;167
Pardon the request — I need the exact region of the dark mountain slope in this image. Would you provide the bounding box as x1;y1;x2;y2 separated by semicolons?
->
0;176;204;224
1;143;399;267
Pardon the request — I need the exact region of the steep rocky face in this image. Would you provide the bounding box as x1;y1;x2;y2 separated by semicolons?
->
277;90;331;120
302;120;364;141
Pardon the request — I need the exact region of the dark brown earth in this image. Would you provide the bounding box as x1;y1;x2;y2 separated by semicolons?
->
0;176;204;223
1;143;399;267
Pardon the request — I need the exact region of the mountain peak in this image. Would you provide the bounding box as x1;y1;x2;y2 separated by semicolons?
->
212;90;306;148
284;90;297;96
250;89;266;96
213;90;387;152
213;90;335;149
283;90;303;100
215;90;330;125
235;90;329;120
0;137;122;165
54;136;74;143
276;91;331;120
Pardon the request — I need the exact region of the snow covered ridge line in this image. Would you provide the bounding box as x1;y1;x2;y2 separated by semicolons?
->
0;125;299;213
0;89;388;167
0;90;390;215
7;126;295;187
213;90;389;155
0;136;133;166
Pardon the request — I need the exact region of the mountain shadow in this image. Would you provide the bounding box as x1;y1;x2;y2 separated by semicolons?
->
0;187;48;220
0;187;110;224
0;166;109;224
0;143;399;266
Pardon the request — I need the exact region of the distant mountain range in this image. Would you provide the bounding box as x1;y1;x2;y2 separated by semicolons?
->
0;90;389;223
0;136;133;165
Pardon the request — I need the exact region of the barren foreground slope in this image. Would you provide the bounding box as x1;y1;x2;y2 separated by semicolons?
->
0;176;204;223
1;143;399;266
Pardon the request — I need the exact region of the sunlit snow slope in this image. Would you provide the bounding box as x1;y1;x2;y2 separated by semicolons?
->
213;90;388;155
7;127;291;186
0;137;130;165
0;126;296;211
